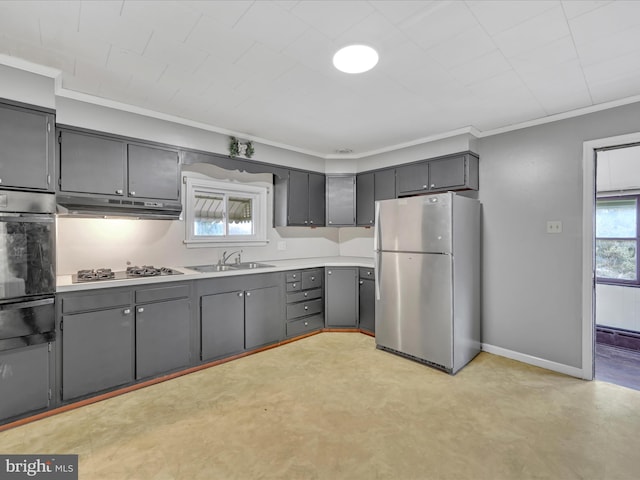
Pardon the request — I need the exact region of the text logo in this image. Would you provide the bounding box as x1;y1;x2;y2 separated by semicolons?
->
0;455;77;480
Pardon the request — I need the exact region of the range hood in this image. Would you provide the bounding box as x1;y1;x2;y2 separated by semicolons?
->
56;194;182;220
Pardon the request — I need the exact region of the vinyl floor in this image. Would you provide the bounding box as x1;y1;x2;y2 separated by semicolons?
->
2;333;640;479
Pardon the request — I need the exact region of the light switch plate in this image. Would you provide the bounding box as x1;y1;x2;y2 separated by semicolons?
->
546;221;562;234
277;241;287;251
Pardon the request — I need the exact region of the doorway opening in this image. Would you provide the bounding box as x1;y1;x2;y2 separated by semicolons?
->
594;143;640;390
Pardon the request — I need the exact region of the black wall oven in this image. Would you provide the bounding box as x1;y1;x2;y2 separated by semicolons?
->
0;190;56;422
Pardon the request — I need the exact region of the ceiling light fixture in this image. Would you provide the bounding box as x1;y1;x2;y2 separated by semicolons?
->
333;45;379;74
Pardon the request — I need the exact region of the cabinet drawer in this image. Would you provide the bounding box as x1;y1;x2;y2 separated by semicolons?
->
286;271;301;282
287;288;322;304
135;284;189;304
359;268;375;280
301;269;322;290
286;281;301;292
286;298;323;320
286;314;324;337
62;291;131;313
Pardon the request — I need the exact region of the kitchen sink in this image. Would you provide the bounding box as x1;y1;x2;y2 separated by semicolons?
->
230;262;274;269
187;262;274;273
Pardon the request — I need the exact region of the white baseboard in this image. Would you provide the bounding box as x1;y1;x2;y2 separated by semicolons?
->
481;343;585;379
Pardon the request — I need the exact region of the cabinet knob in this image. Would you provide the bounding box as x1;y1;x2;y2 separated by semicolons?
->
328;271;332;275
310;220;314;224
0;178;3;184
304;321;308;326
430;184;435;188
304;292;308;297
292;283;296;288
123;308;131;315
422;184;427;189
130;191;136;196
304;220;308;224
311;276;315;281
359;280;363;285
246;291;251;297
292;274;297;279
329;221;333;224
115;189;123;195
369;220;373;224
137;307;144;313
367;271;371;276
304;305;309;310
238;292;243;297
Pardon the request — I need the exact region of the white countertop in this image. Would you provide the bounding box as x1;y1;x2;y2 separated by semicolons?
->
56;256;375;292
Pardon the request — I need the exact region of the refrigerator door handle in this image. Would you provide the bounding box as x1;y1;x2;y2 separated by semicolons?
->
373;201;381;252
374;251;381;301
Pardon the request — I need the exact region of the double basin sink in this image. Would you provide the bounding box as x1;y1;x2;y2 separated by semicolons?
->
187;262;274;273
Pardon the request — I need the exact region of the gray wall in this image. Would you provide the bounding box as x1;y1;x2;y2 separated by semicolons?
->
477;102;640;368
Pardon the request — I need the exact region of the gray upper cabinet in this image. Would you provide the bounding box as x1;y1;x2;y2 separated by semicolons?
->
0;100;54;191
58;128;181;201
356;168;396;226
59;130;126;196
128;144;180;201
325;267;358;328
326;175;356;226
356;172;374;226
274;169;325;227
396;152;479;196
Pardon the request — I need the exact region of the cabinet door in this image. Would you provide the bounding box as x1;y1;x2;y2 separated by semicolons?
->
396;162;429;195
136;298;190;380
326;175;355;226
59;131;126;196
245;285;283;350
62;307;134;401
325;268;358;327
374;168;396;201
308;172;326;226
359;278;375;334
201;291;245;361
128;144;180;200
0;343;50;421
0;104;53;190
356;172;374;226
429;156;466;190
288;170;309;226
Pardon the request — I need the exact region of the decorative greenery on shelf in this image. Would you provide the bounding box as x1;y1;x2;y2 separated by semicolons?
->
228;136;255;159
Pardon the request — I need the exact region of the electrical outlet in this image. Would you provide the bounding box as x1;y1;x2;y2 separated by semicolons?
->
277;241;287;251
546;221;562;234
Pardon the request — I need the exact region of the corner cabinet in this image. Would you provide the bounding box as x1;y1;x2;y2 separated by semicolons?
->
325;267;358;328
396;152;478;197
57;127;180;201
0;99;55;191
326;175;356;226
356;168;395;226
274;169;325;227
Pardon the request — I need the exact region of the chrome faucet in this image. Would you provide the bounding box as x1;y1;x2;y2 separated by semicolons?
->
220;250;242;265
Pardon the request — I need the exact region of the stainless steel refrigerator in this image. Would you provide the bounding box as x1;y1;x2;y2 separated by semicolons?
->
374;192;480;374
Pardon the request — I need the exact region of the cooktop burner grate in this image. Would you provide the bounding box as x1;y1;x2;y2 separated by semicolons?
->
73;265;183;283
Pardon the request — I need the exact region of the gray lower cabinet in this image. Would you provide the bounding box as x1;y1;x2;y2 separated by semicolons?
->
358;268;375;334
285;268;324;337
198;272;285;361
326;175;356;226
245;285;282;350
61;305;134;401
135;298;190;380
0;344;51;421
201;291;245;361
0;100;54;191
325;267;358;328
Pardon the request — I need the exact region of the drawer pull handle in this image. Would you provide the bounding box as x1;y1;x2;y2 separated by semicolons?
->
292;283;296;288
310;276;315;281
304;292;308;297
292;274;297;279
304;306;309;310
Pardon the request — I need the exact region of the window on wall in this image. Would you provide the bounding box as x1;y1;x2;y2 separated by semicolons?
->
184;175;268;246
596;196;639;284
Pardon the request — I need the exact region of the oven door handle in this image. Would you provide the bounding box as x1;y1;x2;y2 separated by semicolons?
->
0;297;55;311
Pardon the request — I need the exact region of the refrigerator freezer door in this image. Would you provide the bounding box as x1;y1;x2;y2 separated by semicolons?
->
375;251;453;369
376;194;452;254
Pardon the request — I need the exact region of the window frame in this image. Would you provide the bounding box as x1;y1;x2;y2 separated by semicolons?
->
596;193;640;286
183;174;269;247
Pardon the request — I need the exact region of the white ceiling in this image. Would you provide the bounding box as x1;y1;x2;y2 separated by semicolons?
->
1;0;640;158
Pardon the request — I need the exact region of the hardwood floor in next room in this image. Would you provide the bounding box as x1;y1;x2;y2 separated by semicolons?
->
2;333;640;479
595;342;640;391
